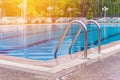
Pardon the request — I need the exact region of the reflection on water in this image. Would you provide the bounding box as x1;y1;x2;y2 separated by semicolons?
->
0;24;120;61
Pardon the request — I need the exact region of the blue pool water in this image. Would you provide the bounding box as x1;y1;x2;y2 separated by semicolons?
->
0;24;120;61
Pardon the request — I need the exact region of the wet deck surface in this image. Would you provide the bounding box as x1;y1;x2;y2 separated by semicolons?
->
64;52;120;80
0;52;120;80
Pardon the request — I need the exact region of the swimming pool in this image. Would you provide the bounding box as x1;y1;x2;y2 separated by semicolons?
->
0;24;120;61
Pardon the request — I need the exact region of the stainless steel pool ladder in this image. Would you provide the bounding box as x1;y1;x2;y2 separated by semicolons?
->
85;20;101;53
54;20;88;59
54;20;101;59
69;20;101;54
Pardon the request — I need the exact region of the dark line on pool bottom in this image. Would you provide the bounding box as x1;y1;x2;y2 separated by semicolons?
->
2;24;85;41
1;31;120;54
0;24;65;35
73;32;120;52
0;38;56;54
0;26;96;40
0;29;98;53
0;28;65;40
0;24;98;40
0;29;97;53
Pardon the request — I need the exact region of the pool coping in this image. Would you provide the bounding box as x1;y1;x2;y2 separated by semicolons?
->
0;22;120;26
0;41;120;79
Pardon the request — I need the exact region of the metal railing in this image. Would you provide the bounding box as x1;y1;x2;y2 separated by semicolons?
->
68;27;82;54
85;20;101;53
54;20;101;59
69;20;101;54
54;20;88;59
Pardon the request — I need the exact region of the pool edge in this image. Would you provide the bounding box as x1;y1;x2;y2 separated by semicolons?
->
0;41;120;79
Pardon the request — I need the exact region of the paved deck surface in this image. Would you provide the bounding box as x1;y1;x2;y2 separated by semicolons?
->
1;52;120;80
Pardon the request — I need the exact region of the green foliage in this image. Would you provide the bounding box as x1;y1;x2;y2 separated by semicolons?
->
99;0;120;17
86;8;93;19
1;0;83;17
52;8;63;17
85;0;97;17
4;0;120;17
2;0;22;16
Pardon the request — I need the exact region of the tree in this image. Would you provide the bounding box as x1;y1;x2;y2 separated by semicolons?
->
99;0;120;17
81;0;97;17
2;0;98;17
86;8;93;19
2;0;22;16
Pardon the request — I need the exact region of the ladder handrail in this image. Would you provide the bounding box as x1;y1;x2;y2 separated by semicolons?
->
69;20;101;54
85;20;101;53
68;27;82;54
54;20;88;59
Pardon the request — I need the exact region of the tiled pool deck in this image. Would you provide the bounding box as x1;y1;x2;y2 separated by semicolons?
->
0;41;120;80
